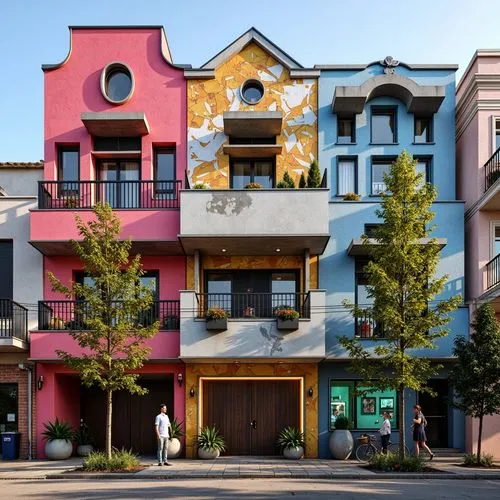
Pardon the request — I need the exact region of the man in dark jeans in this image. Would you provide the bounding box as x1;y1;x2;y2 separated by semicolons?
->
379;411;392;453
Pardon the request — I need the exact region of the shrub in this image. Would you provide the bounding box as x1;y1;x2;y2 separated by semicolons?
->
73;422;93;445
205;307;229;320
83;448;140;472
342;192;361;201
197;425;226;452
369;452;424;472
277;170;296;189
274;307;300;321
299;172;307;188
463;453;494;467
334;416;350;430
169;417;184;440
42;418;74;441
307;160;321;188
193;181;208;190
277;426;305;450
244;182;263;189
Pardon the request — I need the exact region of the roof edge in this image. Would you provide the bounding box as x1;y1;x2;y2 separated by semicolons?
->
456;49;500;94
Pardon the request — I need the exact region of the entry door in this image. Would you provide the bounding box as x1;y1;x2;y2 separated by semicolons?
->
202;379;301;455
418;379;448;447
0;384;18;454
99;160;140;208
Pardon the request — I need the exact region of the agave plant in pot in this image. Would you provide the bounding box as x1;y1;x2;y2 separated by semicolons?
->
277;426;305;459
328;416;353;460
197;424;226;459
167;417;184;459
42;417;74;460
73;420;94;457
205;307;229;331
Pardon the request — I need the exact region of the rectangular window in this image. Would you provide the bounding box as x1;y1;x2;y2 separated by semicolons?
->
415;158;431;186
93;137;141;152
231;159;274;189
58;146;79;195
364;224;382;238
154;148;175;181
494;226;500;257
329;380;398;431
371;158;394;195
337;117;355;144
0;240;13;300
414;117;432;143
337;158;356;195
371;108;397;144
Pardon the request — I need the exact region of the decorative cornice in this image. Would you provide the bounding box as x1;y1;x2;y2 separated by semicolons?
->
457;49;500;93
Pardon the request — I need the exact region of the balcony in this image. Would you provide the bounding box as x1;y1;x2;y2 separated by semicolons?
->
31;180;183;255
179;188;330;255
473;146;500;212
354;310;386;339
179;290;326;361
0;299;28;352
31;300;180;361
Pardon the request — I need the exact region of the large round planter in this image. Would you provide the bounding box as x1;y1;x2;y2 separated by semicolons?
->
77;444;93;457
198;447;220;460
167;438;182;459
329;430;353;460
283;446;304;460
45;439;73;460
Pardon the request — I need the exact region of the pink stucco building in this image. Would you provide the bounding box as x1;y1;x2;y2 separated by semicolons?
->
30;26;187;457
456;49;500;458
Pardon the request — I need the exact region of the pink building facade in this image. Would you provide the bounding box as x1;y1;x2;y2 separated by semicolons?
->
456;49;500;458
30;27;187;457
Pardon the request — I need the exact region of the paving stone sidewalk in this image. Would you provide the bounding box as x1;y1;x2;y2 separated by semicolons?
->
1;456;500;480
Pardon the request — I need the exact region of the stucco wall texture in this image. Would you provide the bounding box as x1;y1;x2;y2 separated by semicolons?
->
187;43;317;187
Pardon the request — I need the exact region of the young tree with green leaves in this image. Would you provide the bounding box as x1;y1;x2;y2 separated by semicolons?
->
48;203;160;459
451;303;500;465
339;151;460;458
307;160;321;188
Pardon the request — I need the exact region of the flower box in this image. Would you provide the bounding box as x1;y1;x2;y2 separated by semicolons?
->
206;318;228;331
277;318;299;331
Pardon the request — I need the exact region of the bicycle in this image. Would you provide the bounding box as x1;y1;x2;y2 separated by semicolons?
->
355;434;410;462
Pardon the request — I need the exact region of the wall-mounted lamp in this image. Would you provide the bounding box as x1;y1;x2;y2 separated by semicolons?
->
308;387;314;398
177;373;183;387
37;375;44;391
189;386;195;398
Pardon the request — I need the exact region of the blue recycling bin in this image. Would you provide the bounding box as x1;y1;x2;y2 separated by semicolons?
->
1;432;21;460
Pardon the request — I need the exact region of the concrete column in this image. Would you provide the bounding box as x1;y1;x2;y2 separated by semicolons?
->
304;249;310;293
194;250;200;293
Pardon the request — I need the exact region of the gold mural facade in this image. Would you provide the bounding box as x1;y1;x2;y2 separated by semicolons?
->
187;43;318;188
184;363;319;458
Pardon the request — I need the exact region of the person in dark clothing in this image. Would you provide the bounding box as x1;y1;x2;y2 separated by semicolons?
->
412;404;434;459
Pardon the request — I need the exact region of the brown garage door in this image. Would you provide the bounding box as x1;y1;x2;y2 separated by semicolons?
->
202;379;301;456
80;376;174;455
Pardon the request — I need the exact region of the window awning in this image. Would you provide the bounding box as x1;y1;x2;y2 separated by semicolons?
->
223;111;282;138
347;237;447;256
81;112;150;137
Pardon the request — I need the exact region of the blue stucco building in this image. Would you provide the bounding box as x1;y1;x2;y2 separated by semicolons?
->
317;57;468;457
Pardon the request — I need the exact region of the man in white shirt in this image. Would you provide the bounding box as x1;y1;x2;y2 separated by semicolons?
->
155;404;172;466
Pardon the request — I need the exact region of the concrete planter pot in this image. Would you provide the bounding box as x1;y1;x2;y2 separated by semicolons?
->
45;439;73;460
277;318;299;331
198;447;220;460
167;438;182;459
329;430;353;460
206;318;227;331
283;445;304;460
76;444;93;457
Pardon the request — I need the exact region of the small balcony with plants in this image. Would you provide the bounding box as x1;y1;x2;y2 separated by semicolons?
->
0;299;29;352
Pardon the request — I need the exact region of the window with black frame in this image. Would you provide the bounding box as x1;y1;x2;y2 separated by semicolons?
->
231;159;274;188
414;116;433;143
58;146;79;197
355;259;384;338
337;117;355;144
371;107;397;144
154;148;176;204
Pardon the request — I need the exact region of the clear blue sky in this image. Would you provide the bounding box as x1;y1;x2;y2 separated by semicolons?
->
2;0;500;161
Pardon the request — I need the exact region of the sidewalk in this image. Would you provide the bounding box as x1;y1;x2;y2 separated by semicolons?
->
1;456;500;480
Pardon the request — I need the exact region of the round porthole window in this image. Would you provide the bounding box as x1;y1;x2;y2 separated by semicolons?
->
240;79;264;105
100;62;135;105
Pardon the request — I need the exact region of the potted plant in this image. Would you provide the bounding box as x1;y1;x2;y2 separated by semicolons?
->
73;421;94;457
49;317;66;330
277;426;305;459
205;307;229;331
328;416;353;460
342;192;360;201
167;417;184;459
243;306;255;318
193;181;209;190
197;425;226;459
63;196;79;208
244;182;263;189
163;315;179;330
359;320;373;338
274;306;300;331
42;417;74;460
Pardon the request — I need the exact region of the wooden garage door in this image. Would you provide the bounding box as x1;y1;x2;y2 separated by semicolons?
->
202;379;301;456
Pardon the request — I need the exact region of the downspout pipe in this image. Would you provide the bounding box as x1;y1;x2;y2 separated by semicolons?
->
17;363;33;460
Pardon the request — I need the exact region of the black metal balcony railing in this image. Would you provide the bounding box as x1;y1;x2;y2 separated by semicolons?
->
0;299;28;342
486;253;500;290
38;300;180;331
484;146;500;192
38;180;183;210
355;309;386;339
196;292;311;319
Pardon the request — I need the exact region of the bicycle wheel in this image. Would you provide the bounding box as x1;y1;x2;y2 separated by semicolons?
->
387;443;410;456
356;443;376;462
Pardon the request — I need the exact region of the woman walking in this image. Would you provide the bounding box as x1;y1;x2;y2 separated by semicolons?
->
412;404;434;460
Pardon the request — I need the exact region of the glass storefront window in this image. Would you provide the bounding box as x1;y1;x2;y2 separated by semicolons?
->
329;380;398;431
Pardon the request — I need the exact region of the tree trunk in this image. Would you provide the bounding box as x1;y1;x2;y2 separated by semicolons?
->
477;412;484;466
398;386;406;460
106;389;113;460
